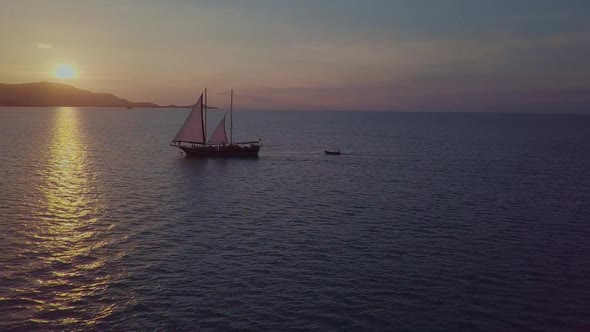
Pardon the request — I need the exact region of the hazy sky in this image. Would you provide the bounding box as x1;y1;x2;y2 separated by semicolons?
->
1;0;589;111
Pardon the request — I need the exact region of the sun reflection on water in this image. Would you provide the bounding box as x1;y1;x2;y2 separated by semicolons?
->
18;107;117;327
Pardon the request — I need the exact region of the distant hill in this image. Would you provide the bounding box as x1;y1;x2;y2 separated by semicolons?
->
0;82;187;108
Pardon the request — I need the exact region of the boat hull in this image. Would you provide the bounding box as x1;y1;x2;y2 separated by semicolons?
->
179;144;260;157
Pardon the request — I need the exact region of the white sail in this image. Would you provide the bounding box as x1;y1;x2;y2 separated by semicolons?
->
209;113;228;145
173;94;205;144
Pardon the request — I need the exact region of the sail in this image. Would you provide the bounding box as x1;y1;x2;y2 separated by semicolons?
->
173;94;205;143
209;113;228;145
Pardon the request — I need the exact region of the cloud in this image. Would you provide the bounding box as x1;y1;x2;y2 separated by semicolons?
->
35;42;53;49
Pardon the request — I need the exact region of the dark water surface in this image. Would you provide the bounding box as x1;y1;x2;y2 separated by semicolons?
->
1;107;589;331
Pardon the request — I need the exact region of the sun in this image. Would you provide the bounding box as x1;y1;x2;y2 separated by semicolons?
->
55;64;77;79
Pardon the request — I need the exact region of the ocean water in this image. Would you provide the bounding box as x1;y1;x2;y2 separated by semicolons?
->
1;107;589;331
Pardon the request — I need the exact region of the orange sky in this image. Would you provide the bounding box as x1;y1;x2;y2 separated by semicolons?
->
1;0;589;112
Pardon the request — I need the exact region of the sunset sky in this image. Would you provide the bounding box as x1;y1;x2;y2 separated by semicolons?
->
1;0;589;111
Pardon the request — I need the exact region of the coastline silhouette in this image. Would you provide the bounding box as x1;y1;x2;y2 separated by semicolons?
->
0;82;187;108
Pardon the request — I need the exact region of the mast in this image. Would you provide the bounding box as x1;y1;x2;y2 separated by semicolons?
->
230;89;233;144
204;88;208;146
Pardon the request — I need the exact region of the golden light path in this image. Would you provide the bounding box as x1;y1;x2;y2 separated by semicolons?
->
26;107;115;327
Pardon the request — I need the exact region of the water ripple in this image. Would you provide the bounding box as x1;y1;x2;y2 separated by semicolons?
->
1;109;589;330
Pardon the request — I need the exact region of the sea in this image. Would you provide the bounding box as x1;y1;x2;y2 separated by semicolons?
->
0;107;589;331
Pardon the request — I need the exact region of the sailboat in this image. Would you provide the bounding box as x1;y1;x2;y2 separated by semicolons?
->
171;89;262;157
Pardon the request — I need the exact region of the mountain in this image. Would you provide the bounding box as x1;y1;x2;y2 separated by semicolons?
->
0;82;186;108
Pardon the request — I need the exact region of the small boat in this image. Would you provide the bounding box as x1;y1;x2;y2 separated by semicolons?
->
325;149;341;155
171;89;262;157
